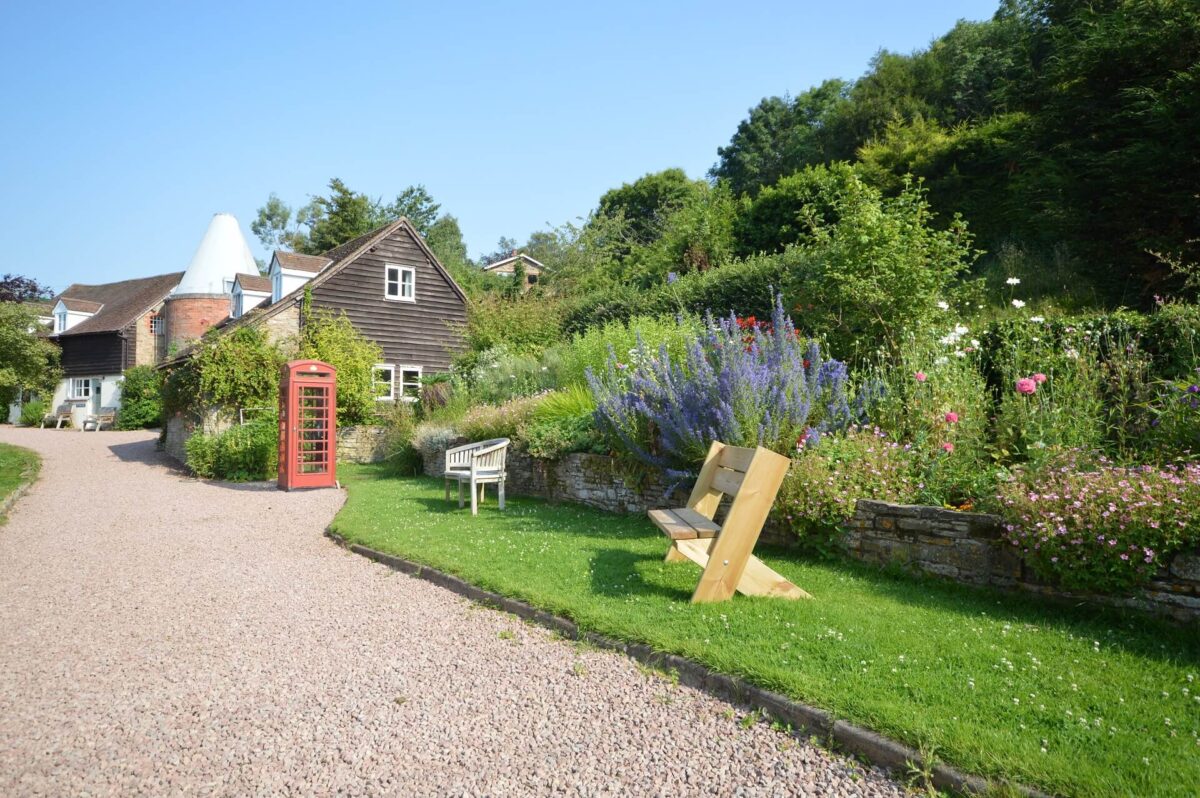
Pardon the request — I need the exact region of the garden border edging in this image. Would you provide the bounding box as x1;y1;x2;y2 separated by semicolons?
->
325;528;1052;798
0;467;38;520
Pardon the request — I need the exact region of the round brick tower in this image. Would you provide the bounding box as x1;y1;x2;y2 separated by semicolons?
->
163;213;260;351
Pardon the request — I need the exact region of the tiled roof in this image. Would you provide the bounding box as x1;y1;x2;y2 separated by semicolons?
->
235;274;272;292
52;272;183;336
274;251;331;273
59;297;104;313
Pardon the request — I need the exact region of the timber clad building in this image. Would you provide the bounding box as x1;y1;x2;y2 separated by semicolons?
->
40;213;467;419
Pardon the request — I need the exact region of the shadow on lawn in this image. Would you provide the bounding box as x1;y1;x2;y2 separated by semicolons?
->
589;547;690;601
758;542;1200;664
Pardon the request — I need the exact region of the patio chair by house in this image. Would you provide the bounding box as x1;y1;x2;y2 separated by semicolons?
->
42;404;73;429
649;441;812;603
444;438;510;516
83;407;118;432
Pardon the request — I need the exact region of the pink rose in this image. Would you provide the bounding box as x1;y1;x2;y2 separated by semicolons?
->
941;442;954;453
914;371;927;383
1033;373;1047;384
1015;377;1037;395
944;412;959;424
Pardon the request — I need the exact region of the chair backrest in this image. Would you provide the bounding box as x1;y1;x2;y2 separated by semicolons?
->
446;438;510;471
471;438;509;472
685;441;789;524
55;404;72;416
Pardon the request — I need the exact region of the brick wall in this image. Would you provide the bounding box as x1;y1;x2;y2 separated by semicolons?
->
163;295;232;350
847;499;1200;623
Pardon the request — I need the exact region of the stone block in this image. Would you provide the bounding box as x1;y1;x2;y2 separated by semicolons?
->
876;516;896;531
1169;551;1200;583
917;534;953;547
896;518;932;534
920;561;960;578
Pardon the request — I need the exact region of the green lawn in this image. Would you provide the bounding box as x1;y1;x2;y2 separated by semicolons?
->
0;442;39;514
332;466;1200;798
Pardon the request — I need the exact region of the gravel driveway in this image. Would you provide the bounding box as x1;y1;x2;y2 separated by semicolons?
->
0;428;904;797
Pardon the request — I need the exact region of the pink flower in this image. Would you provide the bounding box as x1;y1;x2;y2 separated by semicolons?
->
915;371;927;383
1033;373;1048;384
944;412;959;424
941;442;955;453
1015;377;1037;395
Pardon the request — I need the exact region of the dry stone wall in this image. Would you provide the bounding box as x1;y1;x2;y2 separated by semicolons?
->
847;499;1200;623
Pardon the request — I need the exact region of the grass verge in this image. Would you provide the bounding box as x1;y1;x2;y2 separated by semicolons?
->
0;442;39;516
331;466;1200;798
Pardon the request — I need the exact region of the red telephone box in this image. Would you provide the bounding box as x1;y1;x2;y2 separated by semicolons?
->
279;360;337;490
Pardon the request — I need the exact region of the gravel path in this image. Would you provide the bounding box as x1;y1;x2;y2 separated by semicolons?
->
0;428;905;797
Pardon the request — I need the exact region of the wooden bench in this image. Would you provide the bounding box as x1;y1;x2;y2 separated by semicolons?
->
649;441;811;603
83;407;117;431
42;404;73;429
444;438;510;515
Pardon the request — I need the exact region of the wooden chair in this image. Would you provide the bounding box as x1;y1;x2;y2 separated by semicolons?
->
649;441;811;603
443;438;510;515
42;404;73;429
83;407;117;432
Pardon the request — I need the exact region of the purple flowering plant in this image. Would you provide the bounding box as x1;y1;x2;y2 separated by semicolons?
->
997;452;1200;592
587;293;854;471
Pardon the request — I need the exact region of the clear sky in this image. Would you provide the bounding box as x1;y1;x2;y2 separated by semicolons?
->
1;0;998;292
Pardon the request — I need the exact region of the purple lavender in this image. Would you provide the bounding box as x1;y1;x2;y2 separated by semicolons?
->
587;294;853;469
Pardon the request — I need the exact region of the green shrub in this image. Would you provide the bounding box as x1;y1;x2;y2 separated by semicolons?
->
459;345;556;404
520;386;604;459
299;310;383;426
115;365;164;429
185;415;278;481
377;401;422;475
456;396;540;443
777;427;917;555
464;293;564;355
411;422;458;463
18;400;45;427
194;325;286;412
1144;300;1200;379
551;315;704;387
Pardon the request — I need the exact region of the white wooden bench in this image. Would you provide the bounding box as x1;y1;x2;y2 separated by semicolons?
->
649;441;811;603
444;438;510;515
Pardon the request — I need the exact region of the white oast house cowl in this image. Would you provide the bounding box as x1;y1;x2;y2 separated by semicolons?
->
174;213;259;296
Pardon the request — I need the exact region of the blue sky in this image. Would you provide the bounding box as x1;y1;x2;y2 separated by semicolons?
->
1;0;997;292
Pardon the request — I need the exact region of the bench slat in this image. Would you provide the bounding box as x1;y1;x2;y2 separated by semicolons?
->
672;507;720;537
711;467;745;496
717;445;756;473
649;509;696;540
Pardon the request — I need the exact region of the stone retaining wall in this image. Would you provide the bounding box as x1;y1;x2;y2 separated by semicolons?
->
846;499;1200;623
164;414;388;468
337;425;387;464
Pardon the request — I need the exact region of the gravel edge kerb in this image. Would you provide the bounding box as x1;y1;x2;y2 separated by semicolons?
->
0;462;39;520
324;529;1054;798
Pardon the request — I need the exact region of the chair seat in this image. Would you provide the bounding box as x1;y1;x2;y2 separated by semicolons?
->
648;508;721;540
444;469;504;481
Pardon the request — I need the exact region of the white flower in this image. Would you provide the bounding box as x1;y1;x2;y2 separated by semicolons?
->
937;301;950;311
934;356;949;366
1012;299;1026;309
955;350;967;358
954;324;969;335
1006;277;1021;286
1030;316;1045;323
970;339;981;348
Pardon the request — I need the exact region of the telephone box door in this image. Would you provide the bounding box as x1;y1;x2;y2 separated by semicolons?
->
279;360;337;490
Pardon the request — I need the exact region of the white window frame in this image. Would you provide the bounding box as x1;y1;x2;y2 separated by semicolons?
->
373;364;395;402
385;265;416;302
271;269;282;302
69;377;94;400
399;366;422;402
55;311;67;333
149;315;164;335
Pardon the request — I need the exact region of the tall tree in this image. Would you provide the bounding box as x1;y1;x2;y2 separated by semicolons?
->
596;168;702;245
0;274;51;303
384;185;440;235
0;303;60;406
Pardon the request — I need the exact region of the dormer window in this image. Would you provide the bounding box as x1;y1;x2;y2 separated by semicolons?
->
271;268;282;303
385;265;415;302
55;311;67;333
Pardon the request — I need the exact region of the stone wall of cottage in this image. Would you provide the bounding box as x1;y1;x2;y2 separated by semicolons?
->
846;499;1200;623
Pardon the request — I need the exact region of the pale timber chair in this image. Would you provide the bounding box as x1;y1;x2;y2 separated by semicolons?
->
444;438;510;515
649;441;811;603
42;404;73;429
83;407;117;432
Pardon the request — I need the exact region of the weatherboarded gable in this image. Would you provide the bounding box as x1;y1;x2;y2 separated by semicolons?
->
309;221;467;371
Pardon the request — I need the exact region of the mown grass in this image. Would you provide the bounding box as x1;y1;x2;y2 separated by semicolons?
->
332;466;1200;798
0;443;39;514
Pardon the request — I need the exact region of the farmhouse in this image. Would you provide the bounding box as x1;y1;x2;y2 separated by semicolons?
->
43;214;467;422
480;252;543;291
